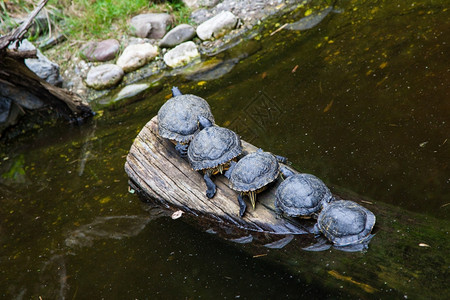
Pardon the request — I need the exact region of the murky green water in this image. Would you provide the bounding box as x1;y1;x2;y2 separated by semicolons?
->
1;0;449;298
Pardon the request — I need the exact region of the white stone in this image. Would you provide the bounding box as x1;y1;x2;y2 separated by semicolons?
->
196;11;238;40
182;0;219;9
163;41;200;68
159;24;196;48
116;43;159;73
85;64;124;90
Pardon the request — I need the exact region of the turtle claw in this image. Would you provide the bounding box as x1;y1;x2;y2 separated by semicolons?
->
206;186;216;199
175;143;188;157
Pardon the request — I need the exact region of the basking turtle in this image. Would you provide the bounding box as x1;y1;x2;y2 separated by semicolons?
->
225;149;288;217
312;200;376;251
157;87;215;156
275;172;333;218
188;117;242;199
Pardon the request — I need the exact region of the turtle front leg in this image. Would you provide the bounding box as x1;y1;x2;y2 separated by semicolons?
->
274;155;288;164
238;193;247;217
175;142;189;157
224;160;236;179
203;172;216;199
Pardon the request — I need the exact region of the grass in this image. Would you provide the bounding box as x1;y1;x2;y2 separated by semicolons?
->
1;0;192;40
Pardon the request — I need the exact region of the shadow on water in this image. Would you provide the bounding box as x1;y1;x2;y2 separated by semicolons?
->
0;0;449;298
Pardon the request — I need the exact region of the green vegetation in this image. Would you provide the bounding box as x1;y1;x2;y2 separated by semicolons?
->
1;0;191;40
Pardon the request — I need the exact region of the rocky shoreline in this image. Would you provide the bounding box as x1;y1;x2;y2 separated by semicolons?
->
45;0;309;103
6;0;332;109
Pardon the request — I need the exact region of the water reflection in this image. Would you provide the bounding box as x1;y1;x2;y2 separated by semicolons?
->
0;0;448;298
65;215;158;248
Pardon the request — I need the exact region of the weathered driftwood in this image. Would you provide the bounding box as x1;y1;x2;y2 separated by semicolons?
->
125;116;310;235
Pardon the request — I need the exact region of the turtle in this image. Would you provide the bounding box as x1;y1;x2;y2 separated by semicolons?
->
225;149;289;217
157;86;215;156
187;117;242;199
275;172;333;218
312;200;376;252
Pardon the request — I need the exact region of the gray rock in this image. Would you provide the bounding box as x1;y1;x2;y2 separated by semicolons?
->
12;39;63;86
85;64;124;90
130;13;172;39
113;83;149;102
189;0;269;24
80;39;120;62
163;41;200;68
116;43;159;73
196;11;238;40
185;58;238;81
190;9;213;25
159;24;196;48
182;0;220;9
285;6;334;31
25;51;63;86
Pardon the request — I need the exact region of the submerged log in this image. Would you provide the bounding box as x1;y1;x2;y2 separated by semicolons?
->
125;116;310;235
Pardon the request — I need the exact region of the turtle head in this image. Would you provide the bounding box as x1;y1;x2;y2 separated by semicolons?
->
198;115;213;130
280;166;295;178
171;86;182;97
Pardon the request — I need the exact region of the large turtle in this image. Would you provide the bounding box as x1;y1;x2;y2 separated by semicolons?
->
225;149;288;217
275;172;333;218
157;87;215;156
312;200;376;252
188;117;242;199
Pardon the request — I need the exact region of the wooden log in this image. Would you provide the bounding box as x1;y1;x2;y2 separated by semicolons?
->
0;56;92;121
0;0;92;133
125;116;310;235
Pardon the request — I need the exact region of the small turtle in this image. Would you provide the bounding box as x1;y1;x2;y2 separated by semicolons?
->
275;172;333;218
157;87;215;156
313;200;376;252
225;149;288;217
188;117;242;199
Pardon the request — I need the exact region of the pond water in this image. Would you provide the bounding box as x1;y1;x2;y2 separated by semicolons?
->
1;0;449;298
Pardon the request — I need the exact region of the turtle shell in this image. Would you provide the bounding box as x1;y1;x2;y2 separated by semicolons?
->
275;173;332;217
157;94;215;143
229;151;280;192
317;200;376;246
188;126;242;171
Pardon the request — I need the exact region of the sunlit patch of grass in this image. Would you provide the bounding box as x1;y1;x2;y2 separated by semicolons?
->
1;0;191;41
1;0;63;39
51;0;191;40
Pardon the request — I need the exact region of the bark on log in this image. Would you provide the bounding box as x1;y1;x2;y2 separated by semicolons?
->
125;116;310;235
0;56;92;121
